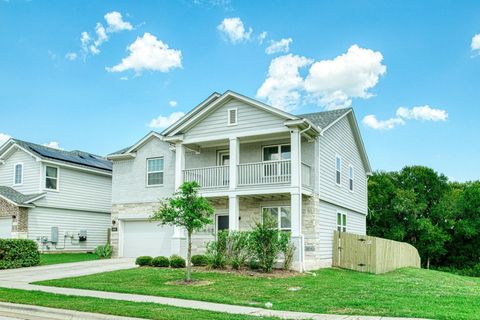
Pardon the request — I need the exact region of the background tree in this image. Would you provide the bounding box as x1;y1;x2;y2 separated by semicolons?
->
151;181;213;281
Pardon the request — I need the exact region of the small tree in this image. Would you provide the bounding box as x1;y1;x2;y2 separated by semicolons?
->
150;181;213;281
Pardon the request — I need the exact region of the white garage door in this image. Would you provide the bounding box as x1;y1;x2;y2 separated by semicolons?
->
122;220;174;258
0;217;12;239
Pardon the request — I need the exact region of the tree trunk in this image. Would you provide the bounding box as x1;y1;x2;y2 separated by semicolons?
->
186;229;192;282
426;257;430;269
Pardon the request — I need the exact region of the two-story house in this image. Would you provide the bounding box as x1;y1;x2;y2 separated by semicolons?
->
0;139;112;252
108;91;371;271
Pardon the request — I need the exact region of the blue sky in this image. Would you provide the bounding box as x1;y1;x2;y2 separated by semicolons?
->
0;0;479;181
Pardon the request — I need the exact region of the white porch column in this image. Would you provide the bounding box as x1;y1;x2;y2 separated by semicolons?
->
173;142;186;257
174;143;185;190
228;195;240;231
229;137;239;190
290;127;304;271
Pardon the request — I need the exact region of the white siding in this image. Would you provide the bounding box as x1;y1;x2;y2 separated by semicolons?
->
35;164;112;213
318;200;366;261
0;148;41;194
319;115;368;214
28;206;110;252
184;99;287;140
112;137;175;204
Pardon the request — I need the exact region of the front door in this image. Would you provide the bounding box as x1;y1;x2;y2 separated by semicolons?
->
216;215;229;233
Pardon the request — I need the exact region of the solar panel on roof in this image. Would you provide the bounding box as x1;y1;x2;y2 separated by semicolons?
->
29;145;112;171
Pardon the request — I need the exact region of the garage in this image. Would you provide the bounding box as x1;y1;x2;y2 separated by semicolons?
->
0;217;12;239
121;220;174;258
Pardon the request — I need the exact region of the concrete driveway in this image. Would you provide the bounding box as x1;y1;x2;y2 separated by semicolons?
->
0;258;136;283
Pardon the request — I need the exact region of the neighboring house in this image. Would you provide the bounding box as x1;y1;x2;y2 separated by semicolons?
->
108;91;371;270
0;139;112;252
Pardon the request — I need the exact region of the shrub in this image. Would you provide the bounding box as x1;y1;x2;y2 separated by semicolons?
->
226;231;251;269
191;254;208;266
206;230;228;269
151;256;170;267
95;244;112;259
0;239;40;269
279;232;295;270
248;259;260;270
135;256;153;266
170;255;186;268
249;214;281;272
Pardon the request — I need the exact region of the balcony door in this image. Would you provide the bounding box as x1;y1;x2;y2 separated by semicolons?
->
217;150;230;166
262;145;291;180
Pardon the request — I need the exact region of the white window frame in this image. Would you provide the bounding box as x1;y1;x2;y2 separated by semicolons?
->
337;211;347;232
217;150;230;166
146;157;164;187
261;205;291;231
335;155;342;186
348;165;354;192
45;165;59;191
227;108;238;126
262;144;291;162
13;162;23;186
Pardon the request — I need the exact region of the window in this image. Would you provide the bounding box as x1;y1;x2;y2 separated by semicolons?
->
228;108;237;125
263;145;291;177
45;166;58;190
335;155;341;185
217;151;230;166
348;165;354;191
262;206;291;231
147;158;164;186
263;145;291;161
13;163;23;185
337;212;347;232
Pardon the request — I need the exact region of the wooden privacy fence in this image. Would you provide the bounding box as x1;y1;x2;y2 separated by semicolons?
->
332;231;421;274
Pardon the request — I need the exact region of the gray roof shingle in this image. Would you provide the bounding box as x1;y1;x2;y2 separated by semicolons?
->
297;108;352;130
12;139;112;172
0;186;44;206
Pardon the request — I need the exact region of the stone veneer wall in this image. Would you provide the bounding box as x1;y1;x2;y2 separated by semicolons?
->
0;197;28;238
302;195;324;270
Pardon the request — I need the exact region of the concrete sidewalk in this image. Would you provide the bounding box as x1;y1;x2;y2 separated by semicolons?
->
0;301;143;320
0;280;427;320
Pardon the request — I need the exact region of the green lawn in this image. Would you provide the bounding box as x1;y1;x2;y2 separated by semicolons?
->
39;253;100;266
37;267;480;320
0;287;276;320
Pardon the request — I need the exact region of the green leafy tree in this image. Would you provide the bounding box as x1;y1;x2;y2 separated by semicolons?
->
151;181;214;281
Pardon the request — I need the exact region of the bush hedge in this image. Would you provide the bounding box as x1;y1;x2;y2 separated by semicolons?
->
135;256;153;266
0;239;40;269
191;254;208;266
169;255;186;268
152;256;170;267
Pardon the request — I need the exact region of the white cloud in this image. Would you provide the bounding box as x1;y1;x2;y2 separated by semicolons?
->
362;115;405;130
0;133;11;146
78;11;132;57
256;54;312;111
363;105;448;130
106;33;182;73
148;112;185;128
265;38;292;55
304;44;386;110
217;17;252;44
169;100;178;107
471;33;480;52
396;105;448;122
257;31;267;45
43;141;63;150
104;11;133;33
65;52;78;60
120;76;128;81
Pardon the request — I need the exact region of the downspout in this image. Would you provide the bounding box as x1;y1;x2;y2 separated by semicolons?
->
298;120;311;272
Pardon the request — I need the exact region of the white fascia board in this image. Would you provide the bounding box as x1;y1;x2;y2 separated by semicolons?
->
0;143;41;162
117;212;152;221
23;193;47;204
0;194;20;207
40;159;112;177
107;153;136;161
182;127;291;145
124;131;164;154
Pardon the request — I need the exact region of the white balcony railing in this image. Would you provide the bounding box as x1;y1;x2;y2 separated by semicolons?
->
301;162;313;189
238;160;291;186
183;165;229;189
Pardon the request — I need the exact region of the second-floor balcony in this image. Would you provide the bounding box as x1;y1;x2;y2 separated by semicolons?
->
183;159;313;190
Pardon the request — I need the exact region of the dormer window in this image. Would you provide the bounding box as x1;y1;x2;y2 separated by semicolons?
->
227;108;237;126
14;163;23;185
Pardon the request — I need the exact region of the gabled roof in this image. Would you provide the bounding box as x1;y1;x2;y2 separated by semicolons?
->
0;186;45;207
299;108;352;130
162;90;300;136
0;139;112;172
